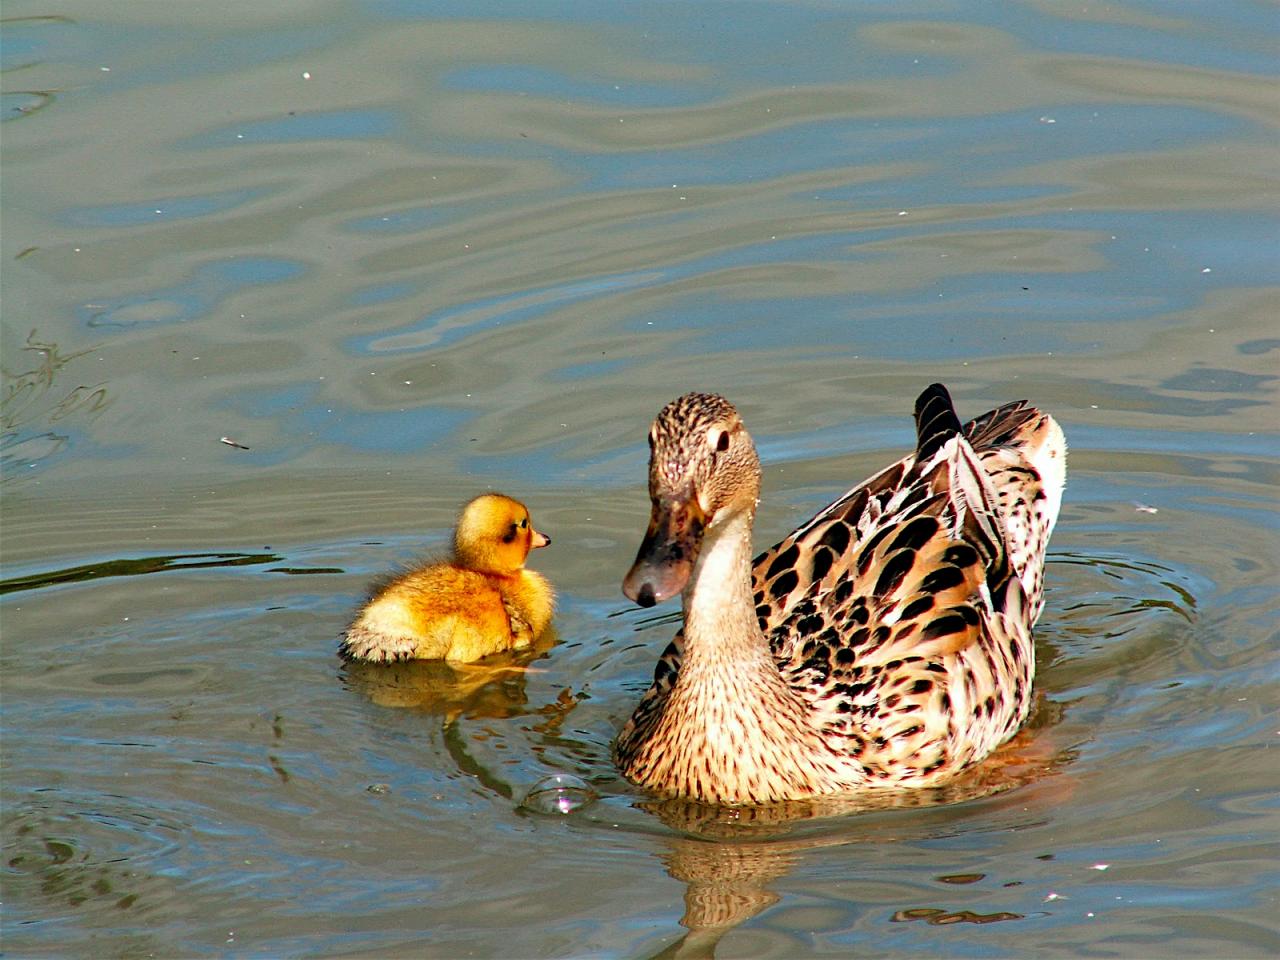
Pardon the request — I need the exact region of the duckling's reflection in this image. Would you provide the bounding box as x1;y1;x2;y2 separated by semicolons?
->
640;699;1073;959
339;629;558;723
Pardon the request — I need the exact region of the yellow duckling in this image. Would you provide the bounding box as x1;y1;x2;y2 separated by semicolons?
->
340;493;555;663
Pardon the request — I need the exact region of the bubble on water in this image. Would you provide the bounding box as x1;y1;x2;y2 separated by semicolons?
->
519;773;597;816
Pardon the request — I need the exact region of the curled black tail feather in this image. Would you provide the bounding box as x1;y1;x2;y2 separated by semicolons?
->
914;382;963;461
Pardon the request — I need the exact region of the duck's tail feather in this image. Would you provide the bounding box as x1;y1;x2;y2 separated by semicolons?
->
914;383;963;461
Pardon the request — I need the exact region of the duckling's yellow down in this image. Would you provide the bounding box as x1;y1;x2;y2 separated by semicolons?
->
341;494;554;663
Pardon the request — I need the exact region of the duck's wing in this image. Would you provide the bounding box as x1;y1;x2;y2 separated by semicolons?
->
751;384;1063;779
965;397;1066;621
752;384;1063;637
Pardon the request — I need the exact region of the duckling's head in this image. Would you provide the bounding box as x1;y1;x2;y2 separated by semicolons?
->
454;493;550;576
623;392;761;607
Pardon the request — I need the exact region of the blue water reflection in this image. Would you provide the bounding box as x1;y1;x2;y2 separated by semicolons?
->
77;258;306;330
63;188;269;228
221;383;470;456
189;109;399;148
442;65;703;108
351;271;663;354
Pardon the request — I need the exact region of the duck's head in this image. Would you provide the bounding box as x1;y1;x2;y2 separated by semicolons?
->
623;393;761;608
454;493;550;576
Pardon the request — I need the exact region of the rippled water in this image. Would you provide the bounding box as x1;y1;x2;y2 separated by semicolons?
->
3;2;1277;956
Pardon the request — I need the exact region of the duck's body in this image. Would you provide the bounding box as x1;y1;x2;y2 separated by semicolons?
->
615;384;1065;805
341;494;554;663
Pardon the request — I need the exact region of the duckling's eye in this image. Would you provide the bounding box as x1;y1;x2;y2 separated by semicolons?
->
518;517;528;529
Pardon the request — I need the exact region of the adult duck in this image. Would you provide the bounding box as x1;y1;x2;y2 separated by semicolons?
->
615;384;1065;805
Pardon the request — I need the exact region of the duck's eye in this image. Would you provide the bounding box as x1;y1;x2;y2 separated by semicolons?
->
518;517;528;529
709;429;730;452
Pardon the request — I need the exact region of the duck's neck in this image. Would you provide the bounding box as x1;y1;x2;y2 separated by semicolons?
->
655;507;826;804
679;508;772;672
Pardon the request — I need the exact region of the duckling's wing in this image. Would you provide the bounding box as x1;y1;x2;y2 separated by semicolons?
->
751;385;1063;777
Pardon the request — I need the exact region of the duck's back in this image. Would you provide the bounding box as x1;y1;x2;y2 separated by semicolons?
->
746;384;1066;785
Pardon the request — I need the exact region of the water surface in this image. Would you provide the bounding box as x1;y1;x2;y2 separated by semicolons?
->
3;2;1277;956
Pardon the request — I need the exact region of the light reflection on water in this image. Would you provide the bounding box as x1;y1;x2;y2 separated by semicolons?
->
2;1;1277;957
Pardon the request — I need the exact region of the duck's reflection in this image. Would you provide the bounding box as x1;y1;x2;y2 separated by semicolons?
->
639;700;1073;959
650;840;796;960
341;641;1071;960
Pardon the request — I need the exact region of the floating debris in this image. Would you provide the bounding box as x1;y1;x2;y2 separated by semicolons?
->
891;907;1023;925
220;437;250;450
936;873;985;885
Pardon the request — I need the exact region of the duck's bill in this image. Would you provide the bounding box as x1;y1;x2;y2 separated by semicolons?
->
622;496;705;608
531;529;551;549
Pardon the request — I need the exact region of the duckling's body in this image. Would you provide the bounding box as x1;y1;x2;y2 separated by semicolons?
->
616;384;1065;805
341;494;554;663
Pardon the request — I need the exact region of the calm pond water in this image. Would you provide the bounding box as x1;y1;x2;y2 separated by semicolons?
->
3;2;1277;956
